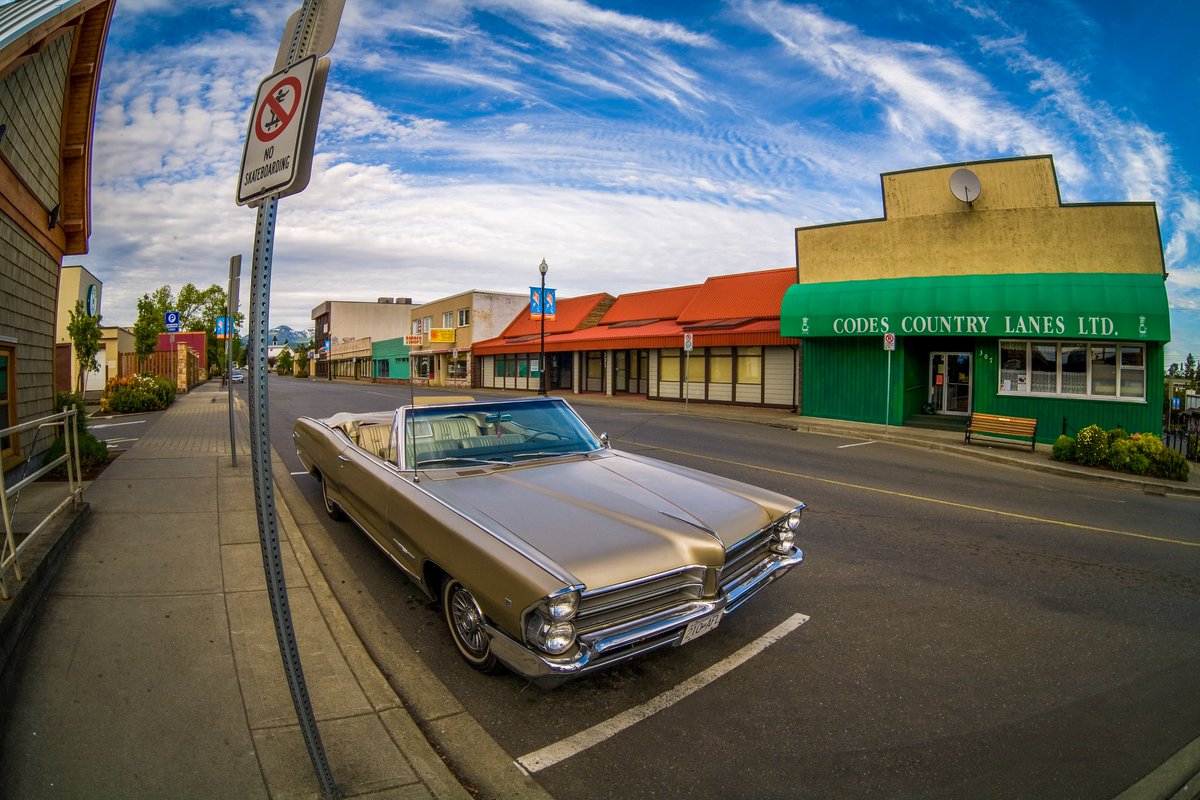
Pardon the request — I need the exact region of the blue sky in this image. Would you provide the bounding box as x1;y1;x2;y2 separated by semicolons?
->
78;0;1199;365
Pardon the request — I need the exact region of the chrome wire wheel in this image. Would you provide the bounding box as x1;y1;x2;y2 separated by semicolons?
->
320;473;345;520
442;578;500;672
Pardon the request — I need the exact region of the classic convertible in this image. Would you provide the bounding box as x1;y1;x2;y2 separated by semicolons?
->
293;395;805;685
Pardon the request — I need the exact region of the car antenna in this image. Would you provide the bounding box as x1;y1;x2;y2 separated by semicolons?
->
407;372;419;483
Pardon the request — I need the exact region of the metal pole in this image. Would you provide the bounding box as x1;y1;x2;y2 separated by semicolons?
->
227;254;241;467
539;270;547;396
245;2;336;797
885;348;892;433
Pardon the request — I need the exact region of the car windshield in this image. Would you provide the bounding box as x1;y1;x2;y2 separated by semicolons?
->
400;398;602;468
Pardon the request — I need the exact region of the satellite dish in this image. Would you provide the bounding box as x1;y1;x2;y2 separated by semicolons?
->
949;167;981;204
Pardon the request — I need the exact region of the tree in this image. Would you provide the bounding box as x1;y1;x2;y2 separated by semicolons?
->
275;348;294;376
67;299;103;394
133;292;165;358
1186;353;1197;384
132;283;244;366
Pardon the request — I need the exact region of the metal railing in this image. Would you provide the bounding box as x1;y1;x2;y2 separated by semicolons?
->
1;409;83;600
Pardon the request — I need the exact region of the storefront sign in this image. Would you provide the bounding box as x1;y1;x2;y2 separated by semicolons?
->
430;328;455;343
780;274;1170;342
828;314;1119;338
404;335;422;346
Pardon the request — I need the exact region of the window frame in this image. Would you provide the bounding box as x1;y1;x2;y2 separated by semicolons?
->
457;308;471;327
1;341;18;466
997;340;1147;401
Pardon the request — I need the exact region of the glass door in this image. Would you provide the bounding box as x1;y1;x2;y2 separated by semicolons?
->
929;352;972;414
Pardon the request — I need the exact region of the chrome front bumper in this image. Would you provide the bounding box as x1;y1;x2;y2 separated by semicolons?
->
486;545;803;686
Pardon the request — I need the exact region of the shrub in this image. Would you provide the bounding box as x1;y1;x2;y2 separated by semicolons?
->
55;392;90;436
100;373;175;413
1106;437;1134;472
43;392;108;476
295;368;309;379
1106;427;1129;446
1073;424;1109;466
1151;448;1190;482
1052;435;1076;462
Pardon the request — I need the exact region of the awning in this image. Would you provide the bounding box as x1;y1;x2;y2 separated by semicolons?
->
780;272;1171;342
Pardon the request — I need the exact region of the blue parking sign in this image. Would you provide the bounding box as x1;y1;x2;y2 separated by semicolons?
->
164;310;180;333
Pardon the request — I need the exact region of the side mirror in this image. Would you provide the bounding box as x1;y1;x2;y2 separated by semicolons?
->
599;432;611;449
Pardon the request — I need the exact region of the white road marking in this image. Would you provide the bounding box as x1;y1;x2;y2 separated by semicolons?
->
103;437;138;445
837;440;875;449
515;612;809;774
90;420;146;430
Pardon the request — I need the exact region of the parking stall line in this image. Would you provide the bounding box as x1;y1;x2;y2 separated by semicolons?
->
837;440;875;449
515;612;809;774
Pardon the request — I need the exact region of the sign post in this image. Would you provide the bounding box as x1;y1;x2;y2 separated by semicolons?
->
226;255;241;466
236;3;342;797
883;333;896;431
683;333;694;411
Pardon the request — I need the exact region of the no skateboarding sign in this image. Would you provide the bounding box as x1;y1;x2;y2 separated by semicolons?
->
236;55;327;206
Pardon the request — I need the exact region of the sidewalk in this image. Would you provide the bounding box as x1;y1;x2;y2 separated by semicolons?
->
1;381;1197;800
0;383;471;799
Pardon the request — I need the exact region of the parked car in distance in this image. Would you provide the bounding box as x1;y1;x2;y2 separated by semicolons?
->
293;395;806;685
230;370;244;383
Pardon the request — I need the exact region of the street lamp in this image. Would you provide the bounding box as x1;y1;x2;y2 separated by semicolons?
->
538;258;548;396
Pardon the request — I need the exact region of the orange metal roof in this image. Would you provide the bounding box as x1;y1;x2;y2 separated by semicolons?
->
493;293;614;338
474;319;793;355
601;283;703;324
677;268;796;323
473;268;800;356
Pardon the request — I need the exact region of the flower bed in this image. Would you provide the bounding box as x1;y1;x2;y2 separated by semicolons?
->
1053;425;1189;481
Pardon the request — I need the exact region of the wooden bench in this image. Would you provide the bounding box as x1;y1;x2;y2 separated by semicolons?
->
964;412;1038;451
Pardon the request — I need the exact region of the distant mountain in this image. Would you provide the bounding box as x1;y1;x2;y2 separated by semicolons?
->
241;324;311;349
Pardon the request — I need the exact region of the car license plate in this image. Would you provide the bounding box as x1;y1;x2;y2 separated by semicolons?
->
680;612;721;645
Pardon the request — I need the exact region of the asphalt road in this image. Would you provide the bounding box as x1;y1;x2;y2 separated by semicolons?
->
256;375;1200;800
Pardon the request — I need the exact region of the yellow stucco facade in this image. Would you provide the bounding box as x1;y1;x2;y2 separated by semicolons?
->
796;155;1165;283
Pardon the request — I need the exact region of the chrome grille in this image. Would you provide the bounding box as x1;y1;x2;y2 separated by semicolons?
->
718;527;774;590
577;566;707;636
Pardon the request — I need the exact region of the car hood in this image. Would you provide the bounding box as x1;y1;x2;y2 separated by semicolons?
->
420;452;776;591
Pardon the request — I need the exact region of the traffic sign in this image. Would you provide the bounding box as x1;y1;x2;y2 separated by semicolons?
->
883;332;896;351
165;310;180;333
236;55;329;206
683;333;694;352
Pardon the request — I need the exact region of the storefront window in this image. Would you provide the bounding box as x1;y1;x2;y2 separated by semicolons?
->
517;356;529;378
1090;345;1117;396
1060;344;1087;395
686;348;706;383
736;347;762;385
709;347;732;384
415;356;433;379
448;358;468;379
660;349;680;382
1031;343;1057;393
1000;341;1146;400
1120;346;1145;398
1000;342;1026;392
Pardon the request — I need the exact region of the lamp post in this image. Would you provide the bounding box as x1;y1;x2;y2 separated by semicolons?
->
538;258;548;396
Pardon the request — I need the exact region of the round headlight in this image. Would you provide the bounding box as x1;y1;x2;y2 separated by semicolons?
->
546;591;579;621
541;621;576;655
771;527;796;555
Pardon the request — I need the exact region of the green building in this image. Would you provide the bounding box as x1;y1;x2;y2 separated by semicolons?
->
371;338;411;380
780;156;1172;443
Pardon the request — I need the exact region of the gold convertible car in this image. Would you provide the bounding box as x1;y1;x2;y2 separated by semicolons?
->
293;396;805;685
